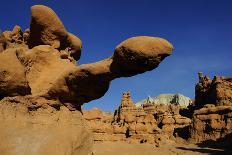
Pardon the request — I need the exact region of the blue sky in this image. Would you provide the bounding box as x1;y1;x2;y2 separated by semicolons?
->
0;0;231;111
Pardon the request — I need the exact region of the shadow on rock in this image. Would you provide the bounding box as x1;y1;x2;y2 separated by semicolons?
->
197;133;232;153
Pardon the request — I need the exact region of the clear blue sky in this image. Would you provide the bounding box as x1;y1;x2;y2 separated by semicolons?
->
1;0;231;111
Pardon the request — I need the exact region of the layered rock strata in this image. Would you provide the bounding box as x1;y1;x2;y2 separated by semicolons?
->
84;92;191;144
190;73;232;144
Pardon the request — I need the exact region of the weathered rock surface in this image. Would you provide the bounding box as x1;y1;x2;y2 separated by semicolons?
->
195;72;232;108
0;48;31;99
84;92;191;144
113;36;173;76
1;5;173;108
190;73;232;144
0;4;173;155
136;93;192;107
29;5;82;61
190;105;232;142
0;96;93;155
0;30;7;52
84;73;232;147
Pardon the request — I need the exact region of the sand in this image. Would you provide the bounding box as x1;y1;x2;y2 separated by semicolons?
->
93;141;226;155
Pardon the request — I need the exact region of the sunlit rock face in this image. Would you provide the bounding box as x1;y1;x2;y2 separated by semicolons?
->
190;73;232;145
136;93;192;108
84;73;232;148
84;92;191;144
0;4;173;155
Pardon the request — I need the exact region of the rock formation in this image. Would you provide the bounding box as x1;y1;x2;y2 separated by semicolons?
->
84;73;232;148
190;73;232;145
136;93;192;107
195;72;232;108
84;92;191;144
0;5;173;155
0;30;7;52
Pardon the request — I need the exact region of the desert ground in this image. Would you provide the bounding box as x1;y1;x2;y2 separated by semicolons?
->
93;142;227;155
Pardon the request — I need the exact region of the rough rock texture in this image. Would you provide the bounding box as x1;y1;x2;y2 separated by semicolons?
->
195;72;232;108
136;93;192;107
29;5;82;61
0;5;173;155
190;73;232;144
0;5;173;109
84;92;191;144
0;96;93;155
190;105;232;142
0;48;31;99
0;30;7;52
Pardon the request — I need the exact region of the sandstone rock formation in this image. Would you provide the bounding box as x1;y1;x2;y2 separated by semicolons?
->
0;96;92;155
190;73;232;145
0;5;173;155
136;93;192;108
84;72;232;148
84;92;191;144
0;30;7;52
195;72;232;108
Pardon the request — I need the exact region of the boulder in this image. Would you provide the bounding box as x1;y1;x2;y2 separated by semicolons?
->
112;36;173;77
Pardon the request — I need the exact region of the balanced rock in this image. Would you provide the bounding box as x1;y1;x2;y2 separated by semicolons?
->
0;4;173;155
112;36;173;77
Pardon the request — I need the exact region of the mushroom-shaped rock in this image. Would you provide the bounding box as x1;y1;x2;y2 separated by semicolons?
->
29;5;82;60
112;36;173;77
46;36;173;107
0;5;173;109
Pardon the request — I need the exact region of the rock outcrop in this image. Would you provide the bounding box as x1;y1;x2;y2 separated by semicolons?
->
84;73;232;147
0;30;7;52
84;92;191;144
136;93;192;108
195;72;232;108
0;5;173;155
0;96;92;155
190;73;232;145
